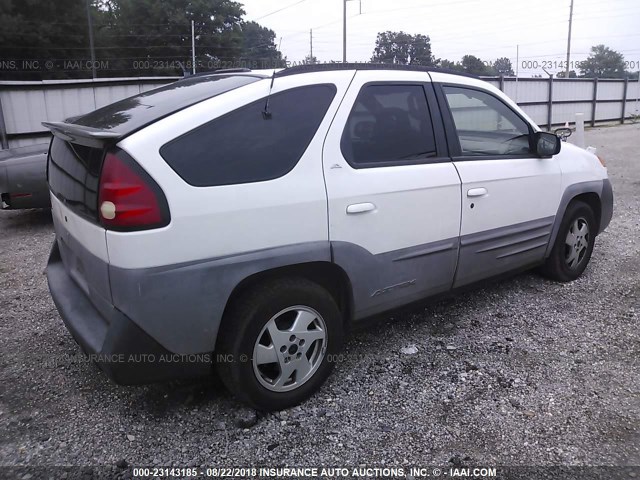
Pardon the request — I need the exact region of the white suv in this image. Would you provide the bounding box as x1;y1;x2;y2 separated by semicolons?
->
44;64;613;410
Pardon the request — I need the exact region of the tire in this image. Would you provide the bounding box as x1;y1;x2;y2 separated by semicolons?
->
216;277;343;411
540;201;597;282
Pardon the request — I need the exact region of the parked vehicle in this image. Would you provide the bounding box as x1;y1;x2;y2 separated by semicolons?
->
43;64;613;411
0;143;50;209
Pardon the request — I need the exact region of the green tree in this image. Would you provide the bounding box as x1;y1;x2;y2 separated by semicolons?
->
556;70;577;78
371;31;434;66
437;59;464;72
0;0;110;79
303;54;318;65
240;21;284;68
460;55;489;75
579;45;626;78
101;0;247;76
493;57;514;76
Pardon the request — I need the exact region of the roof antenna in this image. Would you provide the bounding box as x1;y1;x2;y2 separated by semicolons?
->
262;70;276;120
262;37;282;120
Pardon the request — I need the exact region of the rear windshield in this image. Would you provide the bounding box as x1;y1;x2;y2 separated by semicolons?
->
73;74;262;136
48;138;103;222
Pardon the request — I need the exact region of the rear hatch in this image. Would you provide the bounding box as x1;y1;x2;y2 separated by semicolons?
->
46;73;262;225
45;73;263;309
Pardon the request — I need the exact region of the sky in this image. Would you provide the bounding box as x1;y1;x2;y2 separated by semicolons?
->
238;0;640;77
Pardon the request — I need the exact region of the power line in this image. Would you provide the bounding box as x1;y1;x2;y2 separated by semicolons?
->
250;0;311;22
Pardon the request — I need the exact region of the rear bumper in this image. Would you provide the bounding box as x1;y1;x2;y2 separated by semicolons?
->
47;241;212;384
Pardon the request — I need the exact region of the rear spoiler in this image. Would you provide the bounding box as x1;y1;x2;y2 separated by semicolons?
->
42;121;120;148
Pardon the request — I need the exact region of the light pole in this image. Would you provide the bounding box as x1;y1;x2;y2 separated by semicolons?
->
191;20;196;75
86;0;96;79
343;0;362;63
565;0;574;78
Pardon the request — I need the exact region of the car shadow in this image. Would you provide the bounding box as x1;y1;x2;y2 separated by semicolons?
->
68;270;548;422
0;208;52;230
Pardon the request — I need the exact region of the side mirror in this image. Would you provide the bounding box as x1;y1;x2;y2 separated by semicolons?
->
533;132;561;157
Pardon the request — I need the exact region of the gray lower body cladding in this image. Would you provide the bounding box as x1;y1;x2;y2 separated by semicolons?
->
332;239;459;320
454;217;554;288
46;179;612;384
47;242;211;384
109;242;331;355
600;178;613;234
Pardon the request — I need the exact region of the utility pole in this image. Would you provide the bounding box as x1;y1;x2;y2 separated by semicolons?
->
191;20;196;75
342;0;362;63
343;0;347;63
515;44;519;103
310;29;313;61
86;0;96;79
565;0;574;78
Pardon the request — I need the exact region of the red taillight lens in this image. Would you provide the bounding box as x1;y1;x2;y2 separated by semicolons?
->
98;151;169;230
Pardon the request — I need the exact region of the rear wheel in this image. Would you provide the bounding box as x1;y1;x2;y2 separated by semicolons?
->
540;201;597;282
216;278;343;411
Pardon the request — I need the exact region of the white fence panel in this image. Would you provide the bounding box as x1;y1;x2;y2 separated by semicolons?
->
597;81;625;101
0;88;47;134
552;102;594;125
0;77;176;148
94;84;142;109
596;102;624;121
553;81;593;102
44;87;96;129
519;104;547;126
503;80;548;103
627;81;640;104
626;100;640;118
1;75;639;149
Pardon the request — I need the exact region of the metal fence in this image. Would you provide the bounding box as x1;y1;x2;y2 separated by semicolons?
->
1;75;639;150
484;76;640;130
0;77;178;149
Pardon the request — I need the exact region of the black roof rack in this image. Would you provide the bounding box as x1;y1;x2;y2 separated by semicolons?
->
274;63;480;80
186;68;253;78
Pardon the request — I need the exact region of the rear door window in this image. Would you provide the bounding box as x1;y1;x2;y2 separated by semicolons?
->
160;84;337;187
340;84;437;167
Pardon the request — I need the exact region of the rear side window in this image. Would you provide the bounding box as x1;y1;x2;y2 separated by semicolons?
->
160;84;337;187
341;84;437;167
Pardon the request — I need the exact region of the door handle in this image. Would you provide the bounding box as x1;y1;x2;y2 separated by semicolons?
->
467;188;488;198
346;202;376;214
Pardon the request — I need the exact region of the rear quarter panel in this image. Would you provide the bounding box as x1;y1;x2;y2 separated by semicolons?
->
112;71;356;270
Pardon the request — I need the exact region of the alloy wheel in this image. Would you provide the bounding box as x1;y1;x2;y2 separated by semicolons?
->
252;306;327;392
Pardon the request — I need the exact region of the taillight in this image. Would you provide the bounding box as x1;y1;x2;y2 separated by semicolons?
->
98;150;170;231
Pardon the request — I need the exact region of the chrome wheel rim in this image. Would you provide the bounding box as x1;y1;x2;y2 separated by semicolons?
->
252;306;327;393
564;217;590;270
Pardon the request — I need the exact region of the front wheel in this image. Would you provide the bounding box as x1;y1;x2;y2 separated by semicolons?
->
216;278;343;411
540;201;597;282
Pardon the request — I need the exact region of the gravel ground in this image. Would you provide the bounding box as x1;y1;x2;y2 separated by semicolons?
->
0;124;639;473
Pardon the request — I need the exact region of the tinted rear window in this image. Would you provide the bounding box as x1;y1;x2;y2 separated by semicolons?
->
73;75;261;136
160;84;337;187
48;137;103;222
